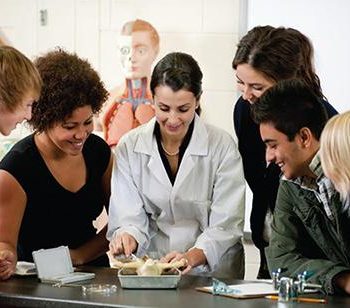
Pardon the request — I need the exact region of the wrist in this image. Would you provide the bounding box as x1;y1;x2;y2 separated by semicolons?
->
184;248;206;268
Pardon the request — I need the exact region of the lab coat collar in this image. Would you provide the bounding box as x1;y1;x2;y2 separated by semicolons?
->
188;114;209;156
133;114;209;157
134;117;157;156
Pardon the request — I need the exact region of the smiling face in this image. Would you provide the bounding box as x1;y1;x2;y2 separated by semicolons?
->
260;122;314;180
154;85;198;141
119;31;158;80
235;63;275;104
0;93;35;135
45;105;94;156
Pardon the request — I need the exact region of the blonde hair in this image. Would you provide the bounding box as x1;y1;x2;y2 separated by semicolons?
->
320;111;350;200
121;19;160;54
0;29;9;46
0;46;42;111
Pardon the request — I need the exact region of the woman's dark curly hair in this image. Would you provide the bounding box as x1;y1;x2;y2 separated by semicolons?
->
29;48;108;132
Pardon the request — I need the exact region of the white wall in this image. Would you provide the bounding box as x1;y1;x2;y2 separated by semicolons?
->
0;0;245;136
247;0;350;113
0;0;253;231
4;1;348;234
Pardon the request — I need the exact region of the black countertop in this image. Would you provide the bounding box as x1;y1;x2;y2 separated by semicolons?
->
0;266;349;307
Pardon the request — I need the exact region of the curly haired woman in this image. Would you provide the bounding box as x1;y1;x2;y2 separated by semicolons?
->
0;49;112;280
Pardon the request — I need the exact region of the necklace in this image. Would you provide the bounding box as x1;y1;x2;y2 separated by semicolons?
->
161;141;179;156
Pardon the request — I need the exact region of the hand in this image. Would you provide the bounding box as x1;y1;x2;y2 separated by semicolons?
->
334;271;350;294
161;251;192;275
109;232;137;257
0;250;17;280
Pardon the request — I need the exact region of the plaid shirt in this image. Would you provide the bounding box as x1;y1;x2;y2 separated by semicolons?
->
283;152;336;224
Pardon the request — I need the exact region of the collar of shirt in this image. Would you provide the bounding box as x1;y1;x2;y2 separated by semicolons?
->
282;152;336;222
153;119;194;185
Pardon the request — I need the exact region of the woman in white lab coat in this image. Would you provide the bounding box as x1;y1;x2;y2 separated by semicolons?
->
107;52;245;278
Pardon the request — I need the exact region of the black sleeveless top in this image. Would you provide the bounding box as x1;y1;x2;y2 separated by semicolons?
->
0;133;110;266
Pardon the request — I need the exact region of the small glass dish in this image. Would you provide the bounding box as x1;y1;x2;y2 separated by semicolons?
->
82;284;117;295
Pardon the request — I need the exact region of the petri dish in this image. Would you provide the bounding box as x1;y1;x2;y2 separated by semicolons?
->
82;284;117;295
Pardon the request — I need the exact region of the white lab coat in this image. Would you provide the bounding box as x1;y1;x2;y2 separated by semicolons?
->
107;115;246;278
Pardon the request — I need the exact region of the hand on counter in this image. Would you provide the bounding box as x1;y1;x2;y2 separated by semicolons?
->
0;250;16;280
161;248;207;275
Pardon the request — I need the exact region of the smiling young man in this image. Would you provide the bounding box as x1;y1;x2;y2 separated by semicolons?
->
231;26;338;279
251;79;350;295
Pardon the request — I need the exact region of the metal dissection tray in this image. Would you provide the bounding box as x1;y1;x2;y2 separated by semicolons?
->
118;268;181;289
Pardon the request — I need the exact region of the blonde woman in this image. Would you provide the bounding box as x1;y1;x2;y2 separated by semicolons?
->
320;111;350;201
0;46;41;136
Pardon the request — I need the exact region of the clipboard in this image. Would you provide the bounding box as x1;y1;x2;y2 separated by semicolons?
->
196;282;278;299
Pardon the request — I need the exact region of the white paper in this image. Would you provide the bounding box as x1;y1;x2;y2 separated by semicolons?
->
204;282;277;297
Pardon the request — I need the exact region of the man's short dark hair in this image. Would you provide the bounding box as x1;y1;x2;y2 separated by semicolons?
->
251;79;328;141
